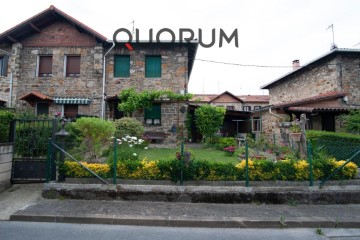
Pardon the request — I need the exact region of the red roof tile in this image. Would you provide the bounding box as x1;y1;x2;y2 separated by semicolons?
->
274;92;346;108
287;106;359;113
19;91;53;101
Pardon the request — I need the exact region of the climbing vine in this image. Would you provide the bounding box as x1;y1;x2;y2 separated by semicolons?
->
118;88;193;116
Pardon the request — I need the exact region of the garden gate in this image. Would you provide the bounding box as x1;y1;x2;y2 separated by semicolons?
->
11;119;57;182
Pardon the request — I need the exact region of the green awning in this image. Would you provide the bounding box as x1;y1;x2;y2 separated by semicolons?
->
54;98;91;105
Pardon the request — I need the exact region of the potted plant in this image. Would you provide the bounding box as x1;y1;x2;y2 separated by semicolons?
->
289;124;302;142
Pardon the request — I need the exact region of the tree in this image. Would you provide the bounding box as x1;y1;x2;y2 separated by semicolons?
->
194;105;226;141
342;110;360;134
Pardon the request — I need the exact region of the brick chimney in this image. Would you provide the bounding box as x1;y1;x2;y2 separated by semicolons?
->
292;60;300;70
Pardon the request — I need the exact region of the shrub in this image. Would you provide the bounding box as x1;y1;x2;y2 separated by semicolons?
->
341;110;360;134
307;130;360;165
0;109;14;143
114;117;144;139
64;161;110;178
216;137;236;150
65;157;359;182
73;117;115;160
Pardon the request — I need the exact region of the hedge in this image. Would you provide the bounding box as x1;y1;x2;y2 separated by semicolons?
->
0;109;14;143
64;157;358;182
306;130;360;165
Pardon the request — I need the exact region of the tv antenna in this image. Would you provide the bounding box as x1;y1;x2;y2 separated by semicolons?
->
326;24;337;50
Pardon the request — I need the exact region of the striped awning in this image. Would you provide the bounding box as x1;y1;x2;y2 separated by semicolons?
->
54;97;91;105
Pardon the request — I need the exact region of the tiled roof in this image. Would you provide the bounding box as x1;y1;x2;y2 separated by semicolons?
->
19;91;53;101
239;95;270;103
287;106;359;113
191;93;269;103
261;48;360;89
0;5;107;43
274;91;346;108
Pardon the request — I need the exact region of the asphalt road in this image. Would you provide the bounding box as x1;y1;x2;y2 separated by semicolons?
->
2;221;360;240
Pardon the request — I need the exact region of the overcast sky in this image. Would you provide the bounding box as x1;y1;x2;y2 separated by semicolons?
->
1;0;360;95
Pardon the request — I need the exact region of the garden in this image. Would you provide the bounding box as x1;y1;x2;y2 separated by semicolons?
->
60;112;359;183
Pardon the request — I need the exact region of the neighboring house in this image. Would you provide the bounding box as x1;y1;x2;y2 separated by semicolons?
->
189;91;269;140
259;49;360;142
0;5;198;143
0;5;106;118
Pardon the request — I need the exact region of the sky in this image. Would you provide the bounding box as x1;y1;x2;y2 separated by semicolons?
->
1;0;360;96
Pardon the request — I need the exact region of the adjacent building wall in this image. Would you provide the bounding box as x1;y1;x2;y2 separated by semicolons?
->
0;143;13;192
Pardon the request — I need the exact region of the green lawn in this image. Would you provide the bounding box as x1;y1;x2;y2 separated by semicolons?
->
138;147;240;164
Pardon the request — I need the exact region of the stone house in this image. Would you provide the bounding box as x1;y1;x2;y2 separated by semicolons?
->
0;6;198;143
258;49;360;143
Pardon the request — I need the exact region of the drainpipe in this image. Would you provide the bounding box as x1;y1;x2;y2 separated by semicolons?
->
0;48;16;107
268;106;284;119
101;41;116;120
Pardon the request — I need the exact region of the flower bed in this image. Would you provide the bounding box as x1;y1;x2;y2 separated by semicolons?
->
64;158;358;182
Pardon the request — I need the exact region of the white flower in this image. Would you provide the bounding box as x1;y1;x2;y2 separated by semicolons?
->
144;147;148;150
139;139;144;143
117;139;121;142
132;136;137;140
133;153;137;156
129;144;133;148
110;136;115;139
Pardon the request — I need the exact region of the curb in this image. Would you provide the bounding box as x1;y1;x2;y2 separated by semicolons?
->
9;213;360;228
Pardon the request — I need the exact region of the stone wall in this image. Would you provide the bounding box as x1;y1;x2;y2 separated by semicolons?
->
339;54;360;106
0;143;13;193
14;44;103;117
105;44;188;97
0;44;12;105
268;57;339;105
133;101;188;143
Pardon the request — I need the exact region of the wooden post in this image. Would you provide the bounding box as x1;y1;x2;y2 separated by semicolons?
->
299;113;308;159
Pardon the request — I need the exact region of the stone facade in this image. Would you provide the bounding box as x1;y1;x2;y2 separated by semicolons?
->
260;50;360;143
0;7;197;144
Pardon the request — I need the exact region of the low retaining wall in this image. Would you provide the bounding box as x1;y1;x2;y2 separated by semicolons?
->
43;183;360;204
0;143;13;192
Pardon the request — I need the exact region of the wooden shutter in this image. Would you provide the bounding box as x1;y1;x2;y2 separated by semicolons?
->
145;56;161;78
114;55;130;77
145;103;161;119
64;104;78;118
39;56;52;75
66;56;80;76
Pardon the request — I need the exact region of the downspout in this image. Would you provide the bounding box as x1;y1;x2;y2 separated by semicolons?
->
101;41;116;120
268;106;284;119
0;48;16;108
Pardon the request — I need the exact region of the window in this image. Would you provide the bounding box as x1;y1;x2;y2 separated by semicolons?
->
242;106;251;111
38;56;52;77
252;117;261;132
145;55;161;78
254;106;261;110
0;55;9;76
114;55;130;77
64;104;78;118
65;56;80;77
145;103;161;125
36;103;49;116
226;105;234;110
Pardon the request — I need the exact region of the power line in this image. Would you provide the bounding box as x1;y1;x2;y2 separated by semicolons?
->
195;58;293;68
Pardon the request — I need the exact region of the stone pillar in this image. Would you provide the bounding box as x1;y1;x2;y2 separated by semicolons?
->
10;43;22;108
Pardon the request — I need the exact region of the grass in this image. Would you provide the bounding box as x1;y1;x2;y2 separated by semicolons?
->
138;146;241;164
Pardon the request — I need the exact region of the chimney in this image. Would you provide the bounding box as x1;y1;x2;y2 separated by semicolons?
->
292;60;300;70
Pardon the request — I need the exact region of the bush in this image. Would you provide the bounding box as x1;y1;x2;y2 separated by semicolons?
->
64;157;358;182
73;117;115;160
307;130;360;165
216;137;236;150
114;117;144;139
0;109;14;143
